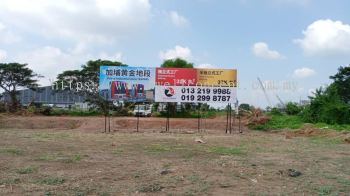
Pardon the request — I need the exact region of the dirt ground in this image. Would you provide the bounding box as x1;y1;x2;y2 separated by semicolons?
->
0;116;350;195
0;115;246;133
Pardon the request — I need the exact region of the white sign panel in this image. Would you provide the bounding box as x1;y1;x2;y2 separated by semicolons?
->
155;86;237;103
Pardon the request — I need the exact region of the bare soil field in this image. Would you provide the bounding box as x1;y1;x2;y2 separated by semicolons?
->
0;116;350;195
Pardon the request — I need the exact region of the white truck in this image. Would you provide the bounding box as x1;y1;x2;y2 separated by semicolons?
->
133;104;152;117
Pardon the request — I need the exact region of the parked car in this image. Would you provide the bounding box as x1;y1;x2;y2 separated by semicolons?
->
133;104;152;117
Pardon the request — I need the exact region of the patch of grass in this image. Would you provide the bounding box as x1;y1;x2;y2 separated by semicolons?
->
38;176;65;185
187;175;200;183
44;191;52;196
337;178;350;186
59;154;82;163
251;114;304;130
0;147;23;155
309;136;343;145
317;186;334;196
16;166;37;174
32;132;70;140
314;123;350;132
112;149;124;155
137;183;164;193
36;154;56;161
182;150;200;160
98;192;110;196
184;176;211;195
208;146;246;156
144;144;171;153
0;178;20;185
36;153;82;163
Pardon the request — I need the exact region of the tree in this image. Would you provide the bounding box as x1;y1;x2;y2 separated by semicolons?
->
239;103;251;111
56;59;126;115
0;63;39;112
160;58;194;116
161;58;194;68
330;65;350;103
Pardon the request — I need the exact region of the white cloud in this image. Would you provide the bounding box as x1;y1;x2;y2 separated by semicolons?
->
159;45;192;61
252;42;284;60
15;46;123;85
97;52;123;62
0;0;151;43
196;64;216;69
169;11;189;27
295;19;350;56
0;22;21;44
0;49;7;61
293;67;316;78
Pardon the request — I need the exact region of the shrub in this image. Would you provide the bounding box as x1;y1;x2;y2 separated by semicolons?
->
285;102;301;115
251;114;303;130
301;86;350;125
50;108;101;116
239;103;251;111
270;107;282;115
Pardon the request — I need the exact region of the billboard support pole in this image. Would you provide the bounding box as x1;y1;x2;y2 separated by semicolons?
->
108;103;111;133
232;106;236;134
104;113;107;133
229;104;232;134
239;108;242;133
104;93;108;133
137;102;140;132
197;103;201;133
166;103;170;132
225;104;230;134
237;100;242;133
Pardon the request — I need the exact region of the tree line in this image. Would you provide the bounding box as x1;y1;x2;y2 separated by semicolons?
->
0;58;194;115
1;60;349;124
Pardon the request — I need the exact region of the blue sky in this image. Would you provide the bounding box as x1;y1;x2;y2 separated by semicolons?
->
0;0;349;108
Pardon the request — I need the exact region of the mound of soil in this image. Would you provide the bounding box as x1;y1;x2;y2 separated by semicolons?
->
284;124;350;144
285;124;329;138
0;116;81;130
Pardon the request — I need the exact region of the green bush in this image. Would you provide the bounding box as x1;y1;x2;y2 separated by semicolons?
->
50;108;101;116
301;86;350;125
285;102;301;115
239;103;251;111
251;114;304;130
112;107;132;116
270;107;282;115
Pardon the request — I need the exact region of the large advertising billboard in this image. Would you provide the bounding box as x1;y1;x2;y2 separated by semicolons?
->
99;66;237;103
154;68;237;103
99;66;155;102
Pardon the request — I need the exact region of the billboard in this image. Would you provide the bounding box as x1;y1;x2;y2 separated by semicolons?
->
99;66;155;102
197;69;237;87
154;68;237;103
99;66;237;103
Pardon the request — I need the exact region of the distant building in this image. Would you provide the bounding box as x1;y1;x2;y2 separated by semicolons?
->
2;86;88;109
